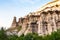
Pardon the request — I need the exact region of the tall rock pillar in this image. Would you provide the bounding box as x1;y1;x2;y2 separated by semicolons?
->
11;16;18;28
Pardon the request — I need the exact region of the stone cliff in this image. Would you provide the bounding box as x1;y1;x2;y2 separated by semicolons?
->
7;0;60;36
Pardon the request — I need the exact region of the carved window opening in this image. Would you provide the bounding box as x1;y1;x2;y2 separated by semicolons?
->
56;5;58;7
55;10;59;14
48;10;53;15
42;21;48;34
42;11;48;15
31;22;38;33
54;10;60;20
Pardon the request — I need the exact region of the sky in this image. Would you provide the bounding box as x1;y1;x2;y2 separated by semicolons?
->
0;0;52;29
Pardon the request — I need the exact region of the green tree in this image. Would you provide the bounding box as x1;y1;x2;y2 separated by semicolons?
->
16;34;24;40
24;33;33;40
0;27;9;40
8;35;18;40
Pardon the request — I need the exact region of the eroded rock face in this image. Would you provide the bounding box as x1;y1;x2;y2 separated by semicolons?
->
11;16;18;28
18;18;22;26
38;10;60;36
7;0;60;36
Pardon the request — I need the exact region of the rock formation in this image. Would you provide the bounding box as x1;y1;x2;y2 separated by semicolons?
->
11;16;18;28
7;0;60;36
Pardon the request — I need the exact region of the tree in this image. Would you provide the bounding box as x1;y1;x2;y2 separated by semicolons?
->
8;35;18;40
24;33;33;40
16;34;24;40
0;27;9;40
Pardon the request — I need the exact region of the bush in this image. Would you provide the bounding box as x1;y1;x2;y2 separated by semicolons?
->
1;27;60;40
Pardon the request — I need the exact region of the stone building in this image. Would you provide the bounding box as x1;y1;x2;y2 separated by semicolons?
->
7;0;60;36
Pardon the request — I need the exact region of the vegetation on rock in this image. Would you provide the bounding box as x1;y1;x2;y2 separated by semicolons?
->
0;27;60;40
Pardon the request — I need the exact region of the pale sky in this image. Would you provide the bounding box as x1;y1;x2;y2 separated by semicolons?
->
0;0;52;29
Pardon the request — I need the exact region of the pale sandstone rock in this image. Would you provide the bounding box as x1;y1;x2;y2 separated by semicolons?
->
7;0;60;36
